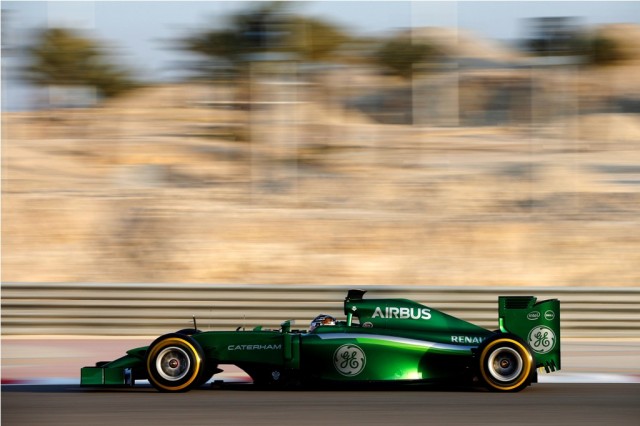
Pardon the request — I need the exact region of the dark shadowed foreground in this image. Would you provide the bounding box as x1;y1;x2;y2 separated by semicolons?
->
2;384;639;425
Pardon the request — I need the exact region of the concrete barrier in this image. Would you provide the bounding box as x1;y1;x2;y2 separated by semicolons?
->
2;283;639;337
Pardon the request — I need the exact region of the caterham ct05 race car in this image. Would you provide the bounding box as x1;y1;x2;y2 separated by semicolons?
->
81;289;561;392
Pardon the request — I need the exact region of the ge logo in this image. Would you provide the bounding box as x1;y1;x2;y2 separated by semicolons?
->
333;344;366;376
528;326;556;354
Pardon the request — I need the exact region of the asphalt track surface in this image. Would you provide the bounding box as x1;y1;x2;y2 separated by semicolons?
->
3;383;639;426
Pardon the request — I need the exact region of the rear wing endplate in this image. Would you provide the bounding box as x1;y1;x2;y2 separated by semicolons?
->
499;296;561;373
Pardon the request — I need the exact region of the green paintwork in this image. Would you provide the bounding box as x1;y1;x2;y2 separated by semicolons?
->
80;289;561;389
80;352;145;386
498;296;561;372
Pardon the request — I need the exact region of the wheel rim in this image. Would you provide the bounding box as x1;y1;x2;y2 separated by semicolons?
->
156;346;191;381
487;347;523;382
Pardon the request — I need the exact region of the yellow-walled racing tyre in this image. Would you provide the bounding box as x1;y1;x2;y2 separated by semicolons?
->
477;333;534;392
146;333;205;392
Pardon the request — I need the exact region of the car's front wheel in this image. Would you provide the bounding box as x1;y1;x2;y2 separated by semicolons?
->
477;334;534;392
146;333;205;392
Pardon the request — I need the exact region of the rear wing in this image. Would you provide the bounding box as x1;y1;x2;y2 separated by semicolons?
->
498;296;561;373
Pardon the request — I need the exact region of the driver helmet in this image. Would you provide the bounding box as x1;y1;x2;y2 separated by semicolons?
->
309;314;336;332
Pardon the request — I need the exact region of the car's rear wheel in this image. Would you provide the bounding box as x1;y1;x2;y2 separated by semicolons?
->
477;334;534;392
146;333;205;392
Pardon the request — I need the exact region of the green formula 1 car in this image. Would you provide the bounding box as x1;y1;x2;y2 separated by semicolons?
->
81;289;561;392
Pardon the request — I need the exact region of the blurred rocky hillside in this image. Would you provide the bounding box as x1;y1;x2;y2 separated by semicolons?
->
3;24;640;286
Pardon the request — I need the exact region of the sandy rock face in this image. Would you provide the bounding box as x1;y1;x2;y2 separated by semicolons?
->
4;22;640;285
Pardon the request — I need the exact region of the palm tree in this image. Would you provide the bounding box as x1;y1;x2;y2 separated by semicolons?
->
24;27;138;101
175;1;351;80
